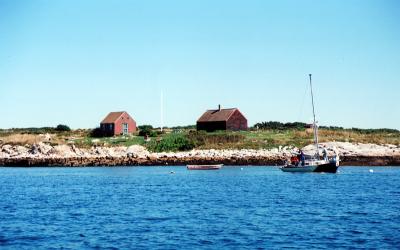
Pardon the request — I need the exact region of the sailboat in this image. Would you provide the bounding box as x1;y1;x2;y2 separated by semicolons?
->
280;74;339;173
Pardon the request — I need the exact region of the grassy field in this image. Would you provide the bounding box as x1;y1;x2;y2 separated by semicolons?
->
182;128;400;150
0;131;146;148
1;127;399;152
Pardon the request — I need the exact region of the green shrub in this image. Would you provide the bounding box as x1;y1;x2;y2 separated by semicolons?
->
90;127;104;138
138;125;158;137
55;124;71;132
254;121;307;130
319;126;344;130
169;125;196;130
138;125;153;130
187;130;245;147
349;128;399;134
7;127;55;134
147;133;195;152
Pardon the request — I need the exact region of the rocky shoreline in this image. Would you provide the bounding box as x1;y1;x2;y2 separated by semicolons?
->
1;142;399;167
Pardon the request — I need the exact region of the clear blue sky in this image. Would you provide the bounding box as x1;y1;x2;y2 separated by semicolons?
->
1;0;399;129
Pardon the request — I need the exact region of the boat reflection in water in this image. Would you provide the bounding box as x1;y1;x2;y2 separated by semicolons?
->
187;164;223;170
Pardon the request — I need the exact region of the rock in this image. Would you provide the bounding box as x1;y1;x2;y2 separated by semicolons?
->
29;142;53;155
91;139;100;144
0;140;399;166
52;145;75;158
44;133;52;142
115;146;129;157
2;145;14;155
29;144;40;155
14;146;29;156
94;147;106;156
127;145;149;157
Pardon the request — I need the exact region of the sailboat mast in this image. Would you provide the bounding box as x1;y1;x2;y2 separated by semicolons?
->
160;91;164;132
309;74;319;156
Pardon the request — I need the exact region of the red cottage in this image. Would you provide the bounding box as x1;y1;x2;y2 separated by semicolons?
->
197;105;248;132
100;111;137;136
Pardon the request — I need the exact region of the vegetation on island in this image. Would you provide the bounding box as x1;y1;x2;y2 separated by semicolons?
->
55;124;71;132
138;125;159;137
0;121;399;152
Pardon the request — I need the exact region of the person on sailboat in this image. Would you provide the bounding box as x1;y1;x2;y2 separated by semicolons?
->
300;150;305;166
322;146;328;161
291;155;299;166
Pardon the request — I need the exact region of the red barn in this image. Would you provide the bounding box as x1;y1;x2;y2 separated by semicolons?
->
197;105;248;132
100;111;137;136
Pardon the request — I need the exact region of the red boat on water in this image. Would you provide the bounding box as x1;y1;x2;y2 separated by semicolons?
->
186;164;223;170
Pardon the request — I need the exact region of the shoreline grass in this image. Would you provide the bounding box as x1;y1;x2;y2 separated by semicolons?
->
1;127;399;152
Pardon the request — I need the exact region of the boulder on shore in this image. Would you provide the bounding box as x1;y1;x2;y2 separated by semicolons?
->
0;142;399;166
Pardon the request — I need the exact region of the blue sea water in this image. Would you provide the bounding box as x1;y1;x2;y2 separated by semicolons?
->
0;166;399;249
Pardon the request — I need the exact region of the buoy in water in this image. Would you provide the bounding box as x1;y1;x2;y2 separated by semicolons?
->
369;169;374;173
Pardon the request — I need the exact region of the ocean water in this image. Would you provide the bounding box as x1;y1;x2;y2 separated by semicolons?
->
0;166;399;249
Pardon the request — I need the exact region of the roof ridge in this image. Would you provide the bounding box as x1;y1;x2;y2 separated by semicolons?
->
197;108;240;122
207;108;237;111
101;111;128;123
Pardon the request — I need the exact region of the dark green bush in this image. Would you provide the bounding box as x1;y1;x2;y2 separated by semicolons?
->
349;127;399;134
147;134;195;152
254;121;307;130
138;125;158;137
138;125;153;130
187;130;245;147
253;121;400;134
55;124;71;132
9;127;55;134
319;126;344;130
90;127;104;138
169;125;196;130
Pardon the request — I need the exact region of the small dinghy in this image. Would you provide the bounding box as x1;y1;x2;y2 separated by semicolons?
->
187;164;223;170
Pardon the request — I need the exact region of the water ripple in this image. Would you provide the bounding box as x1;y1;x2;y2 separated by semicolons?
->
0;166;399;249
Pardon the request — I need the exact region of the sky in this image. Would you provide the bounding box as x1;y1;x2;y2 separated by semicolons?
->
0;0;399;129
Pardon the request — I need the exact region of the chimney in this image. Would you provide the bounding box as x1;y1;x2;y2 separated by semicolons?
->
218;104;221;111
